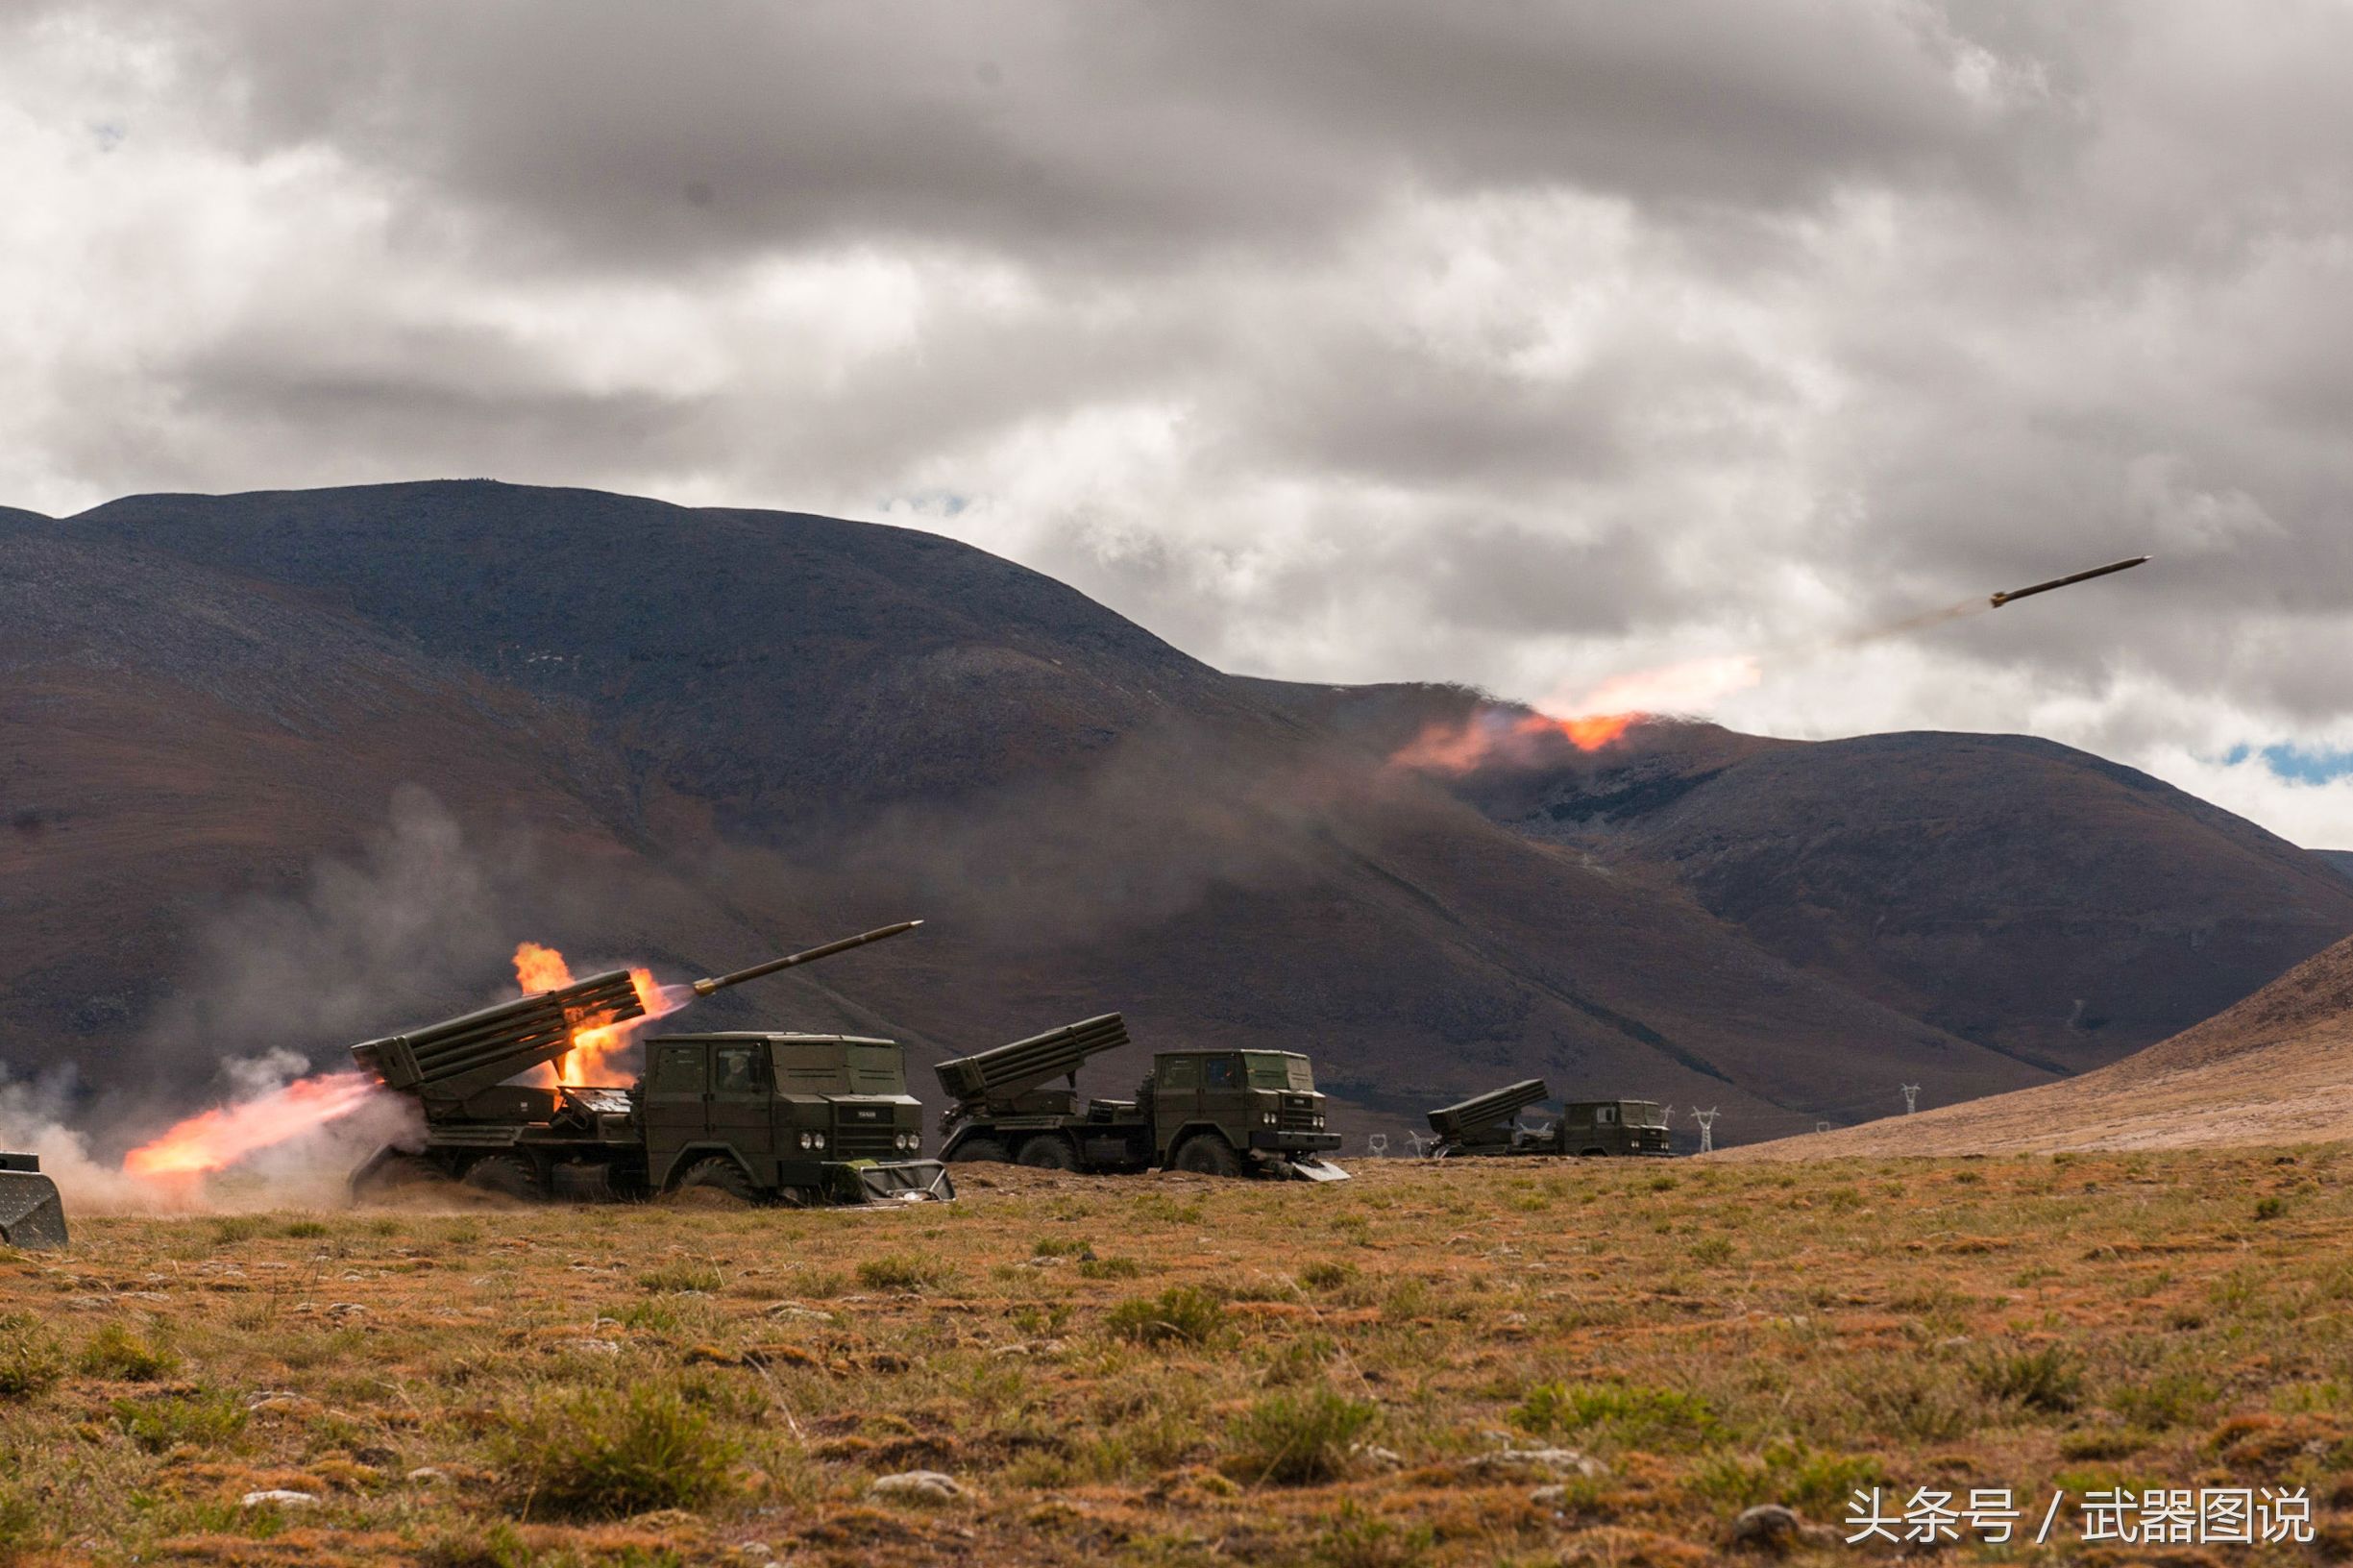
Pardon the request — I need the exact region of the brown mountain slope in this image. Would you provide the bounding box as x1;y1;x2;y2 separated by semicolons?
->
1719;932;2353;1158
1257;683;2353;1075
5;482;2066;1148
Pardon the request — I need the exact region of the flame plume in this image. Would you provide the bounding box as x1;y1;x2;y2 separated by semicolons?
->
1393;654;1762;774
513;943;673;1087
121;1071;379;1179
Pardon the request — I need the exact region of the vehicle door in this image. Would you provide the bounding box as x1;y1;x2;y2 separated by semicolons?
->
1199;1052;1251;1143
641;1040;710;1179
1154;1055;1201;1151
1593;1101;1623;1152
707;1041;774;1176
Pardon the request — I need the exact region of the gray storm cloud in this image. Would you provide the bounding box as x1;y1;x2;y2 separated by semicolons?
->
4;1;2353;839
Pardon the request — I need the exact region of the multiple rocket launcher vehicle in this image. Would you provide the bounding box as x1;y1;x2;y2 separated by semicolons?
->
1425;1078;1671;1159
932;1014;1349;1181
349;921;954;1206
345;918;1351;1205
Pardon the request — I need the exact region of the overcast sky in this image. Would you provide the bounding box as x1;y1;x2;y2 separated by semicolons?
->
7;2;2353;842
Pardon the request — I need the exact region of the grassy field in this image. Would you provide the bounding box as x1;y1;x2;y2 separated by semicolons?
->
4;1150;2353;1566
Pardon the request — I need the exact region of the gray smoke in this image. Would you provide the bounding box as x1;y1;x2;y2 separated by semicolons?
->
136;785;516;1074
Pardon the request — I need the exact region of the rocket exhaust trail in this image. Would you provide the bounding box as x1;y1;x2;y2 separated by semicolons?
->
1828;596;1992;647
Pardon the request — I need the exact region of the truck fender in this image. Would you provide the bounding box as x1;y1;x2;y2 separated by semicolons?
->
1159;1121;1238;1166
654;1142;757;1193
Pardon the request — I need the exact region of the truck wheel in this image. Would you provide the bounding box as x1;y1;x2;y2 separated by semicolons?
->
952;1138;1012;1164
676;1157;758;1204
351;1151;442;1202
1016;1137;1079;1171
1170;1134;1244;1179
460;1155;541;1200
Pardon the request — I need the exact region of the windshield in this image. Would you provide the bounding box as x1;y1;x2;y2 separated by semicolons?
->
1242;1052;1314;1091
845;1042;904;1093
1624;1101;1667;1128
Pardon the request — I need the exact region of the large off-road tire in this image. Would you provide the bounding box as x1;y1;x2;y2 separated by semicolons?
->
951;1137;1012;1164
1016;1136;1080;1171
350;1150;444;1202
1169;1133;1245;1180
460;1154;541;1200
676;1157;759;1204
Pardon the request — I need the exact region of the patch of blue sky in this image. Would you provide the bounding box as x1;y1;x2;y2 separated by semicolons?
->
883;488;971;517
2218;743;2353;785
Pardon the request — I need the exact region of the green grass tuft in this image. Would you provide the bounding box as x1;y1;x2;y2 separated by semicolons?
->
1973;1345;2084;1413
1513;1380;1720;1449
1106;1286;1226;1347
1225;1387;1376;1484
0;1316;61;1400
500;1384;739;1520
857;1253;957;1292
639;1262;724;1294
76;1323;180;1382
112;1389;248;1452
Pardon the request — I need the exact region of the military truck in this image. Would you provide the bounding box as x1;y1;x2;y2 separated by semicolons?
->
934;1014;1349;1181
349;921;954;1205
1428;1078;1672;1158
0;1152;66;1248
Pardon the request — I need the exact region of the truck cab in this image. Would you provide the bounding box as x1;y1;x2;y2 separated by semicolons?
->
641;1032;942;1202
1147;1049;1341;1174
1551;1099;1672;1157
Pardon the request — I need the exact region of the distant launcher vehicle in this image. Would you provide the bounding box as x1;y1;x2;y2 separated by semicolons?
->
0;1152;66;1248
1427;1079;1672;1158
935;1014;1350;1181
349;921;955;1206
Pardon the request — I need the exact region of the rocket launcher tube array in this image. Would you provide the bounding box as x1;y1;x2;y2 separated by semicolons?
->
355;920;925;1100
935;1013;1130;1104
1427;1078;1551;1139
351;969;647;1101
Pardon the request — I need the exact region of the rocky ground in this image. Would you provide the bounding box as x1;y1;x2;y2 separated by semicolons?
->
5;1153;2353;1566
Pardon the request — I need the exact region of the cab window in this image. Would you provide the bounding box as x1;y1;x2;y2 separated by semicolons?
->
1597;1105;1618;1125
1159;1057;1199;1090
712;1044;766;1094
1203;1056;1240;1090
649;1043;705;1094
1241;1052;1312;1090
846;1042;904;1092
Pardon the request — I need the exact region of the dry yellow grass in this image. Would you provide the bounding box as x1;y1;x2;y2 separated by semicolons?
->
4;1151;2353;1565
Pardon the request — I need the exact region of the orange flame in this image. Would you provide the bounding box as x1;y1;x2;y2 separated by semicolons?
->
512;943;669;1087
121;1071;379;1179
1392;654;1760;775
